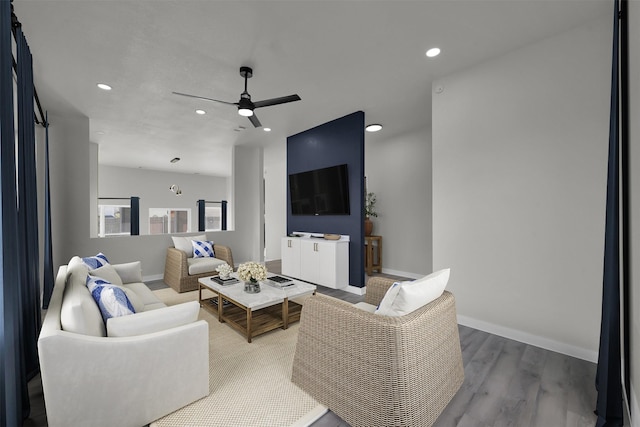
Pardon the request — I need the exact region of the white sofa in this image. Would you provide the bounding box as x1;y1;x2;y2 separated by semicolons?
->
38;256;209;427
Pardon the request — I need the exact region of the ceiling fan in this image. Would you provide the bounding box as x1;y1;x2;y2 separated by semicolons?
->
173;66;301;128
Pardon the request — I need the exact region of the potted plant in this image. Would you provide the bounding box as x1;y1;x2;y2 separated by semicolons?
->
364;192;377;236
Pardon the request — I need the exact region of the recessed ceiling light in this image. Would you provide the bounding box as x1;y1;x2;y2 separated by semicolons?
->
97;83;112;91
365;124;383;132
195;109;206;115
170;157;180;163
263;127;271;132
426;48;441;58
95;131;105;135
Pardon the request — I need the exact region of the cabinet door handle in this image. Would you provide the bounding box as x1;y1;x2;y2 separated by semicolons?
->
288;240;291;248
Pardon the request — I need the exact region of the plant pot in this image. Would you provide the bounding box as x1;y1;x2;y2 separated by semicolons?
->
364;218;373;236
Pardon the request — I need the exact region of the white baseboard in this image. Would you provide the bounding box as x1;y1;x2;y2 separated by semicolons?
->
290;404;328;427
143;274;164;282
344;285;366;295
630;382;639;427
457;315;598;363
379;267;423;280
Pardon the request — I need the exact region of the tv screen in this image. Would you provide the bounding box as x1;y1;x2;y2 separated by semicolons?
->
289;164;350;215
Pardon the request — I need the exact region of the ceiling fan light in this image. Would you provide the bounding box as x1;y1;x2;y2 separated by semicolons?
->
238;107;254;117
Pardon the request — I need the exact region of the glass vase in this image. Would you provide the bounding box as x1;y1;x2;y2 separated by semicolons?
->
244;280;261;293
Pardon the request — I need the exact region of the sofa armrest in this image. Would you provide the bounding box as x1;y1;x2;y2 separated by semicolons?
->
292;291;464;427
107;301;200;337
364;276;398;306
213;244;234;270
38;320;209;427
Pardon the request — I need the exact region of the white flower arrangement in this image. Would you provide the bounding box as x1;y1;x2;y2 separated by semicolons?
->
236;261;268;283
215;262;233;278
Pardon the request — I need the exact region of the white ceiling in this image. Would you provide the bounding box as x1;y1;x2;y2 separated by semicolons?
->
14;0;608;177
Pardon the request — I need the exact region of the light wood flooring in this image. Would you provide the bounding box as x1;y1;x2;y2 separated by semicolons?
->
24;262;599;427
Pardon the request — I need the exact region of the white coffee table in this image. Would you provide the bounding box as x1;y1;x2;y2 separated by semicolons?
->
198;273;316;342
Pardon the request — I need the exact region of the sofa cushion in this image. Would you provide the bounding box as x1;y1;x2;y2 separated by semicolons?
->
112;261;143;284
86;276;136;322
90;264;123;286
172;234;206;258
192;240;215;258
187;256;226;275
81;252;110;270
375;269;450;317
61;271;106;337
123;282;165;307
106;301;200;337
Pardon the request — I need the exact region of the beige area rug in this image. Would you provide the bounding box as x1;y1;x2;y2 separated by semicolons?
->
150;288;327;427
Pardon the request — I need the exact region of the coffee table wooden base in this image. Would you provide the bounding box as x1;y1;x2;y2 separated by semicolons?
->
199;284;306;343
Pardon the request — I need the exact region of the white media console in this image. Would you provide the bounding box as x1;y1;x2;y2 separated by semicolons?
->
281;233;349;289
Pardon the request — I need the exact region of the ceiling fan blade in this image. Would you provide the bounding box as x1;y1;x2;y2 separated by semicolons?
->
253;94;301;109
172;91;237;106
248;113;262;128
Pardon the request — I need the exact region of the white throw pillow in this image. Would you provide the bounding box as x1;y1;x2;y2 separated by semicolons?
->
106;301;200;337
374;281;403;316
112;261;143;284
172;234;206;258
90;264;123;286
375;268;450;317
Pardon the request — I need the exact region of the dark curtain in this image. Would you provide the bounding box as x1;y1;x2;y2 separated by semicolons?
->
0;0;27;423
595;0;623;425
16;24;41;384
221;200;227;231
130;196;140;235
42;114;54;309
197;199;205;231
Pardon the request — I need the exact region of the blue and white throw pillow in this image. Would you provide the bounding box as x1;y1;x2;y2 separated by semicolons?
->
192;240;215;258
86;276;135;323
82;253;110;270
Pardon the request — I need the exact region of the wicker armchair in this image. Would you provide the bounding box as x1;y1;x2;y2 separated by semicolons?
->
163;245;234;293
291;276;464;427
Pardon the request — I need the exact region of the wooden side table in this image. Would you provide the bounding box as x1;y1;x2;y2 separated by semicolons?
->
364;235;382;275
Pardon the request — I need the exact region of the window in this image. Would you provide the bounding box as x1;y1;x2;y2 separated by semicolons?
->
204;206;222;231
98;205;131;237
149;208;191;234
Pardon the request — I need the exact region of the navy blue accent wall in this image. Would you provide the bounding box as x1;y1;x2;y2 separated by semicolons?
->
287;111;365;287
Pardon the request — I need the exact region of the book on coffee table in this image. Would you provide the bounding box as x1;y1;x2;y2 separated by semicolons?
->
211;276;239;285
266;275;295;288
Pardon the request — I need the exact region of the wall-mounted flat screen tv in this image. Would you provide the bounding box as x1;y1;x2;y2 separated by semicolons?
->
289;164;350;215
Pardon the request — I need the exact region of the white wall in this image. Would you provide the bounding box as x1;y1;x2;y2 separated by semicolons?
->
432;14;610;361
365;126;432;277
628;1;640;422
47;113;263;278
98;164;228;235
264;141;287;261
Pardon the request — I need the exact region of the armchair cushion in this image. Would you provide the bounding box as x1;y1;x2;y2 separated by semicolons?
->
171;234;206;258
187;256;226;275
375;268;450;317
